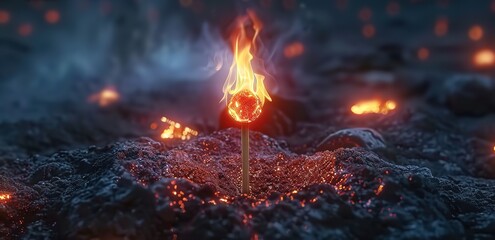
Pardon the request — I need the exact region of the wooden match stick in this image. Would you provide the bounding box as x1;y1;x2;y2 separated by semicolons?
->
241;123;250;194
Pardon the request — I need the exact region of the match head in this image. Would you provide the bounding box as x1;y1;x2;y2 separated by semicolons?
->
228;89;262;123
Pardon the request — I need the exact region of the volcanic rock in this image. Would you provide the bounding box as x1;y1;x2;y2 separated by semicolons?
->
1;129;494;239
316;128;386;152
434;74;495;116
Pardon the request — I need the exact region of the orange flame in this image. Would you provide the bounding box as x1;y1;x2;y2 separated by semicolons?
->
351;100;396;115
222;10;272;123
88;86;120;107
158;116;198;140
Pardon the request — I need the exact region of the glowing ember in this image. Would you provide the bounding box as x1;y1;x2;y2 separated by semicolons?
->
88;86;119;107
418;47;430;61
0;193;11;202
228;89;262;123
351;100;397;115
158;116;198;140
222;10;271;123
375;184;385;195
474;49;495;67
468;25;483;41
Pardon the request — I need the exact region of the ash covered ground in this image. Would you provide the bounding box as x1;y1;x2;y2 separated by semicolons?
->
1;0;495;239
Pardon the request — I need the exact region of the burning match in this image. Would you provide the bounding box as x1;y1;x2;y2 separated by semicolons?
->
5;1;495;239
222;10;272;194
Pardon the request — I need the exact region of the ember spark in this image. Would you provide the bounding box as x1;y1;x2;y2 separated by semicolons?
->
351;100;396;115
157;116;198;140
0;193;11;202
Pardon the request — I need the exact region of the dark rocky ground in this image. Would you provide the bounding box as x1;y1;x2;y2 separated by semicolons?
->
1;0;495;239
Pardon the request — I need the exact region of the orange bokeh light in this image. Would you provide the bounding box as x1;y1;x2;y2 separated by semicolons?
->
351;100;397;115
0;10;10;24
362;23;375;38
284;41;304;59
434;17;448;37
468;25;483;41
18;23;33;37
45;9;60;24
88;86;120;107
474;49;495;67
358;7;372;21
418;47;430;61
387;1;400;16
